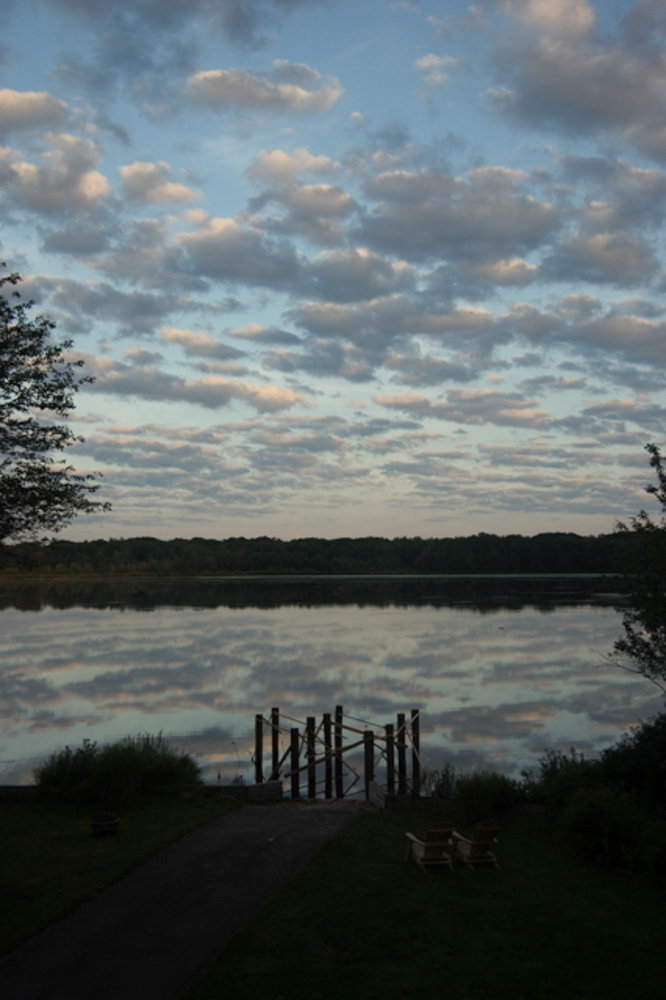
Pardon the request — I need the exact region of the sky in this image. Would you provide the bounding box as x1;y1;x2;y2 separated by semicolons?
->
1;0;666;542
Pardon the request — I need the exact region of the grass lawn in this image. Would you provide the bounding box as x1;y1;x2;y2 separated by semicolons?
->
185;808;665;1000
0;792;239;957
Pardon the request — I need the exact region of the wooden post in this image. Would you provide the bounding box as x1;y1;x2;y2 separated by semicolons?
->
323;712;332;799
306;716;316;798
290;728;300;799
363;730;374;800
397;712;407;795
411;708;420;796
255;714;263;784
335;704;344;798
270;707;280;780
385;723;395;795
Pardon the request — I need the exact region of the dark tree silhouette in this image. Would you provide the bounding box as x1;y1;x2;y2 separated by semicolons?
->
0;267;110;542
612;443;666;693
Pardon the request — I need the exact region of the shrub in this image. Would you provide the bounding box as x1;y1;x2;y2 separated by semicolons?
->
536;747;600;819
419;762;457;799
597;713;666;816
34;733;202;803
33;738;99;794
556;785;666;883
455;770;519;823
558;786;643;870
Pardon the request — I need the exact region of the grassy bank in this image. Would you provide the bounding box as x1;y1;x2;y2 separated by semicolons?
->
185;808;665;1000
0;792;238;957
1;796;664;998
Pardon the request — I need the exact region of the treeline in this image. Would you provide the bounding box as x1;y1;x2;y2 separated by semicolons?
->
0;531;633;577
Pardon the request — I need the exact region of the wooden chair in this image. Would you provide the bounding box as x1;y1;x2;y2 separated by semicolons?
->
452;823;500;870
405;823;455;873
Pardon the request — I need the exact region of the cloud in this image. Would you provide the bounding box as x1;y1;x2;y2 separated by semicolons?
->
28;275;186;336
544;231;660;286
0;89;68;137
0;132;110;215
253;182;357;245
85;354;308;412
186;61;341;114
42;1;329;112
489;0;666;162
159;327;245;361
177;216;301;288
305;248;414;302
357;166;559;262
508;0;596;40
376;388;550;428
466;258;538;287
247;147;340;183
230;322;301;345
414;53;459;92
118;161;201;204
384;352;483;388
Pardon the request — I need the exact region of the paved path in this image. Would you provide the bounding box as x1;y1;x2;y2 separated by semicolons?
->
0;801;366;1000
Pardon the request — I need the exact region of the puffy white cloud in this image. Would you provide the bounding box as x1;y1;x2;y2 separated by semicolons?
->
28;275;185;335
186;61;341;114
247;147;340;183
0;89;68;137
506;0;596;40
490;1;666;161
466;258;538;286
159;327;244;361
0;132;110;215
306;248;414;302
255;182;357;245
414;53;459;91
544;231;660;285
40;0;327;111
119;161;200;204
357;166;559;262
177;216;301;287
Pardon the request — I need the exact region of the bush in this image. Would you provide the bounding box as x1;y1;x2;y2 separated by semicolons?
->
34;733;202;803
455;770;519;823
557;786;666;882
536;748;600;819
559;786;644;870
597;713;666;816
419;762;457;799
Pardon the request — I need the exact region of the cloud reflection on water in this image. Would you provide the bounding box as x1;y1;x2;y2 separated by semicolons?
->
0;579;662;784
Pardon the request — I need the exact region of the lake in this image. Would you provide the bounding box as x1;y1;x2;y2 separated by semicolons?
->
0;575;662;789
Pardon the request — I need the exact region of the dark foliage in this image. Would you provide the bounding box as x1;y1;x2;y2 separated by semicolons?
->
597;713;666;814
0;268;109;542
532;718;666;879
612;443;666;692
0;529;630;577
34;734;202;804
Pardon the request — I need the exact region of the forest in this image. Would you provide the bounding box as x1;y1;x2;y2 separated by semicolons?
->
0;531;634;577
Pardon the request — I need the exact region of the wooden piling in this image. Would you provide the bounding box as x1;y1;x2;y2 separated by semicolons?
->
306;716;316;798
335;704;344;798
385;722;395;795
255;714;263;784
397;712;407;795
363;730;374;800
323;712;332;799
290;728;300;799
411;708;420;796
270;706;280;780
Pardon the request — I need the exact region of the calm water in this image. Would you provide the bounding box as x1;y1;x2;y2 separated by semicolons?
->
0;576;661;787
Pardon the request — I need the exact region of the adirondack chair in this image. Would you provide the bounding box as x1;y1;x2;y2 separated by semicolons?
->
452;823;500;870
404;823;455;872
